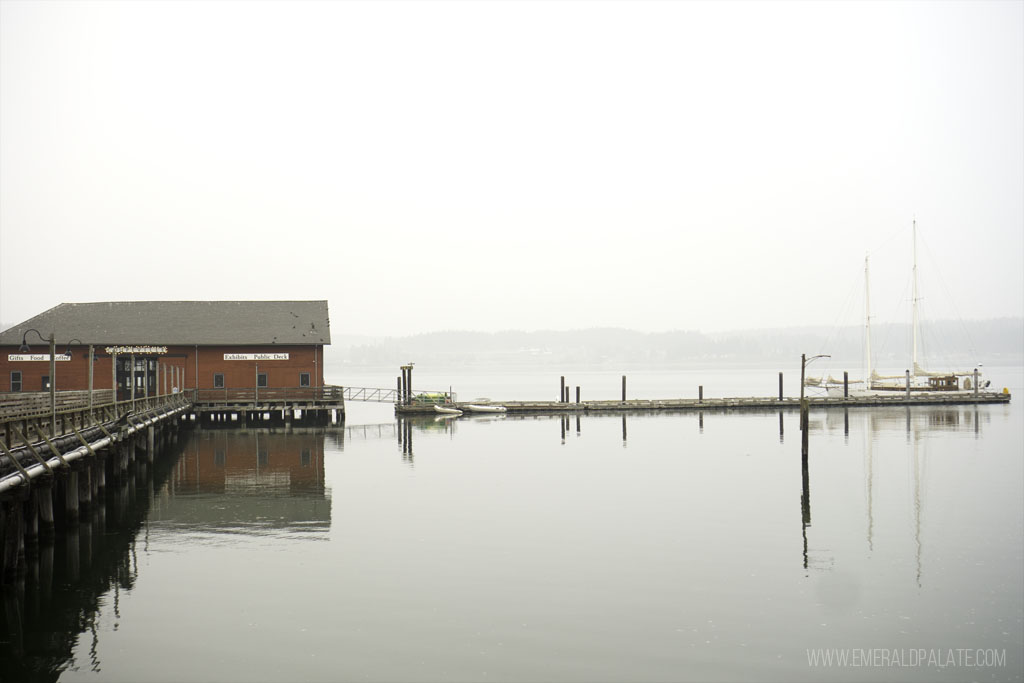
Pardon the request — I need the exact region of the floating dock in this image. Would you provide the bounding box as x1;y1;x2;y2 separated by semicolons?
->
395;391;1011;415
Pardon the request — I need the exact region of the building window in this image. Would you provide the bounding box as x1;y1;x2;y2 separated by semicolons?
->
41;375;50;391
10;371;22;392
299;372;310;387
213;373;225;389
257;373;268;388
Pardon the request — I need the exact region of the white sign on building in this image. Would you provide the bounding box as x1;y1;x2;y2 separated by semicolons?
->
105;346;169;355
8;354;71;362
223;353;291;361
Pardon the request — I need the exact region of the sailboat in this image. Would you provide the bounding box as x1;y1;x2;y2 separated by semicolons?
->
868;221;987;393
808;221;989;397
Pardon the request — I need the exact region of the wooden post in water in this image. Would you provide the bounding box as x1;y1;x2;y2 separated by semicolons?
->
779;372;783;401
575;386;580;404
843;371;849;398
622;375;626;401
905;370;911;399
564;387;569;403
406;365;413;405
77;463;91;512
560;376;565;403
974;368;979;397
698;385;703;403
2;500;23;582
64;470;79;524
37;481;54;538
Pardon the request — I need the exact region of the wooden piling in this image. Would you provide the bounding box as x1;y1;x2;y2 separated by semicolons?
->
64;470;80;524
699;386;703;403
23;491;39;546
36;481;54;538
560;376;565;403
622;375;626;401
575;386;580;404
779;372;783;401
77;464;92;511
2;501;23;580
844;371;849;398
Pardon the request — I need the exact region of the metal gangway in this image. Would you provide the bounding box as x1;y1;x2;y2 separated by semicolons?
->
342;386;454;404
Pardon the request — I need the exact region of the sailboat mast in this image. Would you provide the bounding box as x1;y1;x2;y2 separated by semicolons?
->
911;219;919;375
865;254;873;387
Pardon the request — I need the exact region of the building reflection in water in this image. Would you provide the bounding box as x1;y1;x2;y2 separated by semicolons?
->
152;427;331;537
0;425;331;682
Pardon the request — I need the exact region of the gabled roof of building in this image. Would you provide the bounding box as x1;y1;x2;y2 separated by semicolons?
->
0;301;331;346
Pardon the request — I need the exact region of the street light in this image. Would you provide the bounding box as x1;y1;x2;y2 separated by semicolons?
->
17;328;47;353
799;353;831;403
63;338;84;358
799;353;830;459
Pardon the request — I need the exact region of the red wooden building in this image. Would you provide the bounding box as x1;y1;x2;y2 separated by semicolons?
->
0;301;331;398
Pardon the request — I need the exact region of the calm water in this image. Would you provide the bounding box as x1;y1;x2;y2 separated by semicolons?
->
2;367;1022;683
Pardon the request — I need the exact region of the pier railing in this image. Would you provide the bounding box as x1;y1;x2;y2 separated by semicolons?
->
194;385;345;404
0;389;194;453
0;389;116;421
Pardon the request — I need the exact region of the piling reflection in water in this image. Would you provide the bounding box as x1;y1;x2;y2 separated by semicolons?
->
0;428;189;683
0;425;332;681
387;405;993;463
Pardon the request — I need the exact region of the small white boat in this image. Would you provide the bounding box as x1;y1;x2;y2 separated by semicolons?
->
434;404;463;415
464;404;507;413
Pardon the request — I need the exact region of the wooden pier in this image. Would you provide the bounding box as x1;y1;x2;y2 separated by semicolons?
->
192;386;346;424
0;388;193;583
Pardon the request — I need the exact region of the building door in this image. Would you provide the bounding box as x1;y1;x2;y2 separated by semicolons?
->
116;357;158;401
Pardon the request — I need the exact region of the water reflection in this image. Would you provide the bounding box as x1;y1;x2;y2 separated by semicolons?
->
0;429;189;682
807;405;991;437
152;428;330;537
0;425;333;682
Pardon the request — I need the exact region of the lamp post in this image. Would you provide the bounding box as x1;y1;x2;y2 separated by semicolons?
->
19;329;58;435
799;353;830;456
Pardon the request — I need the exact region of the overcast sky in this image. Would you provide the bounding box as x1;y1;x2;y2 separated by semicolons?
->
1;0;1021;337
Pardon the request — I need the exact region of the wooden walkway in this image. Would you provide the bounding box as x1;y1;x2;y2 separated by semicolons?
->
0;390;193;493
0;388;195;581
